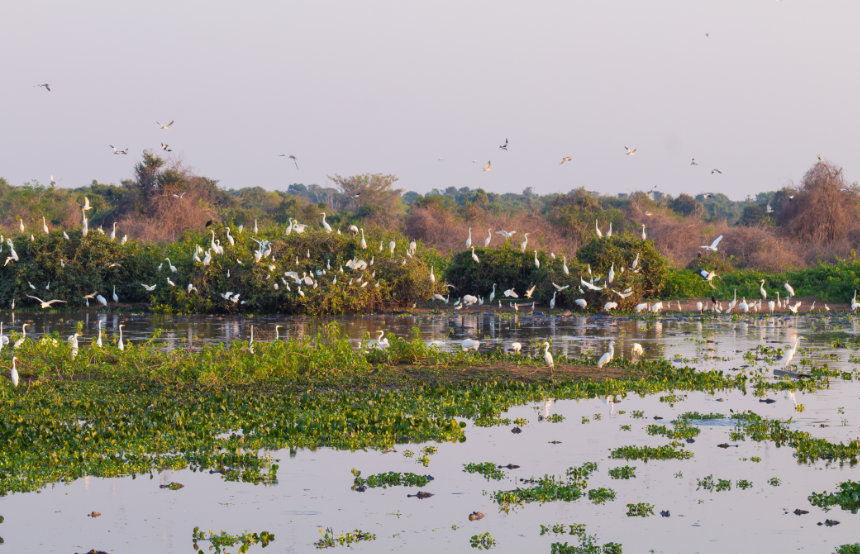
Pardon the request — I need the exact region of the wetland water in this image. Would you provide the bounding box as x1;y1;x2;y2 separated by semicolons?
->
2;311;860;553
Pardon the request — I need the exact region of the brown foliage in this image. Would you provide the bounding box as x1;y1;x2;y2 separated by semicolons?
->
721;226;802;272
117;176;218;242
779;162;860;244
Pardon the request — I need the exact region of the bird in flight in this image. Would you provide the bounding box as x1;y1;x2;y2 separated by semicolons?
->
109;145;128;155
625;146;637;156
34;83;51;92
700;235;724;252
161;143;172;152
690;158;698;166
560;156;572;165
711;168;723;175
499;138;509;151
280;154;299;169
482;161;492;172
26;295;66;309
172;192;186;199
156;120;174;130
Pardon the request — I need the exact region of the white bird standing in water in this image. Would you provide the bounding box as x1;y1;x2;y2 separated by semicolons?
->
112;285;119;303
10;356;19;387
117;324;125;351
631;343;644;360
96;321;104;347
597;341;615;368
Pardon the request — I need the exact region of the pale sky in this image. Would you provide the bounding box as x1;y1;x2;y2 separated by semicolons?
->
2;0;858;199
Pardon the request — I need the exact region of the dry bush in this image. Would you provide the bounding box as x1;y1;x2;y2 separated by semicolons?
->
118;176;217;242
721;226;802;272
779;162;860;244
637;211;718;267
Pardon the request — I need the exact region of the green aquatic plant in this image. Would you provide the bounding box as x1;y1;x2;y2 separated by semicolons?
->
809;481;860;513
610;445;693;462
696;475;732;492
608;466;636;480
191;526;274;554
491;462;597;511
543;523;623;553
835;544;860;554
463;462;505;481
350;469;433;489
736;479;753;490
314;528;376;549
470;532;496;550
587;487;616;504
625;503;654;517
646;422;700;440
734;412;860;466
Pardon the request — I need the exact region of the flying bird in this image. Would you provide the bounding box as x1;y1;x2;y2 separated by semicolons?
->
560;156;572;165
499;138;509;151
172;192;186;199
34;83;51;92
25;295;66;309
109;145;128;155
700;235;723;252
161;143;172;152
690;158;698;166
156;120;174;130
711;168;723;175
625;146;637;156
280;154;299;169
482;161;492;172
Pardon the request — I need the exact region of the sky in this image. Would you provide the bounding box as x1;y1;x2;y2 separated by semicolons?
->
2;0;858;199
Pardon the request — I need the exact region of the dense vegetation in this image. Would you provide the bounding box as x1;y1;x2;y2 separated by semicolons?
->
1;154;860;312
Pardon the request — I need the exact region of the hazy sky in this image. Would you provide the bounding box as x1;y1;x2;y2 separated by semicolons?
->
2;0;858;199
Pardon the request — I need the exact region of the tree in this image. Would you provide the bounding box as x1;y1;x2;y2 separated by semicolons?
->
779;162;860;244
328;173;404;228
669;194;703;217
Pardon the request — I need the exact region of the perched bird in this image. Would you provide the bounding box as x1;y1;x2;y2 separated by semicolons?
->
784;281;795;298
10;356;19;387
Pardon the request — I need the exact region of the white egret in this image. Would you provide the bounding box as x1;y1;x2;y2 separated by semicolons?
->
14;324;28;349
461;338;480;351
112;286;119;303
471;247;480;263
650;301;664;313
597;341;615;368
631;343;644;358
543;341;554;370
496;230;516;238
603;301;618;311
788;301;802;314
25;295;66;309
466;227;472;249
142;284;157;292
10;356;19;387
320;212;332;233
503;288;518;298
42;216;49;234
549;290;557;309
389;240;396;255
110;222;117;240
520;233;529;252
534;250;540;269
700;235;724;252
511;342;522;354
595;219;603;238
562;256;570;275
117;324;125;351
784;336;804;367
784;281;795;298
574;298;587;310
430;266;436;283
768;300;775;313
489;283;496;303
96;294;108;307
759;280;767;300
635;302;648;313
641;224;647;240
96;321;103;347
608;263;615;284
524;284;536;299
606;221;613;238
360;228;367;249
484;228;492;247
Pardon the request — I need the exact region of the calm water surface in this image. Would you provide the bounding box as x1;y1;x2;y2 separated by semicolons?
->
2;311;859;553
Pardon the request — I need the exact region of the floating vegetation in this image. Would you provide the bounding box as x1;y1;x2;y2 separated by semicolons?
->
769;477;782;487
463;462;505;481
696;475;732;492
736;479;753;490
539;413;565;423
678;412;725;421
647;421;700;440
350;469;433;490
542;523;623;553
734;412;860;465
610;444;693;462
314;528;376;549
587;487;616;504
836;545;860;554
191;526;274;554
625;503;655;517
809;481;860;513
608;466;636;480
491;462;597;512
469;532;496;550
